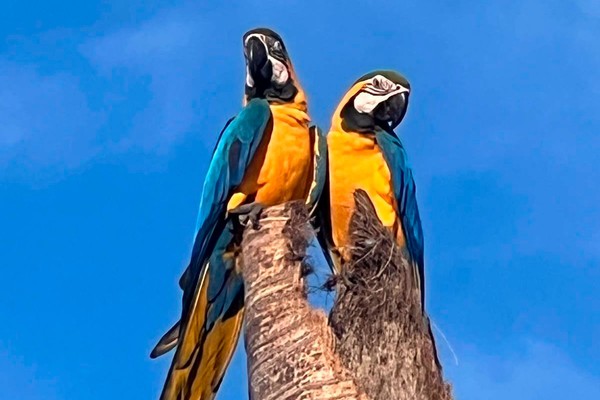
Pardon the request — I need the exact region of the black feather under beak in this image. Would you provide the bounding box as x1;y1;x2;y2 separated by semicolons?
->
245;37;272;83
375;93;408;132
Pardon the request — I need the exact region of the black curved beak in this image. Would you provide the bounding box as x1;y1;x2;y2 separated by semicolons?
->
245;36;271;83
375;93;408;132
389;92;408;130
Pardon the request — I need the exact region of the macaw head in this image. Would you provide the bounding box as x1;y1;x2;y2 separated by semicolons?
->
243;28;302;104
333;70;411;133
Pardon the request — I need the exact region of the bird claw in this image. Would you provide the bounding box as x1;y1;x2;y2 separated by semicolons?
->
229;202;264;230
341;271;354;287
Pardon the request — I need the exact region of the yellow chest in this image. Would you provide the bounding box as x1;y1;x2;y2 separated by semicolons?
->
327;129;402;250
234;104;313;207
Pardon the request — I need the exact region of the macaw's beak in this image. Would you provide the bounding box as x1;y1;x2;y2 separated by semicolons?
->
375;92;408;131
245;37;272;84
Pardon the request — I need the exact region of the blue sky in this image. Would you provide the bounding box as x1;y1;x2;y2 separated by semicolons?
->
1;0;599;398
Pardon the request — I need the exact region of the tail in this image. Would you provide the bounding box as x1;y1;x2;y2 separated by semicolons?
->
159;266;245;400
151;321;180;359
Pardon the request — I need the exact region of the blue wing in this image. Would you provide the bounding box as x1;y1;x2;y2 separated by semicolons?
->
311;128;341;273
182;98;271;321
305;126;338;275
153;99;272;399
375;130;425;309
153;98;270;353
306;125;327;216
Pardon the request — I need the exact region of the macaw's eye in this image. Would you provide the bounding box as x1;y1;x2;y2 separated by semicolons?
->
372;78;381;88
273;41;282;52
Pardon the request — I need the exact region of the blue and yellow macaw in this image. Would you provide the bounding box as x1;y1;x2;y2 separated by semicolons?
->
322;70;425;310
151;28;326;400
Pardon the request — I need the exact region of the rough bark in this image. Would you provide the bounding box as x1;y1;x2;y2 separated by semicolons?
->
329;190;452;400
240;194;451;399
241;201;366;400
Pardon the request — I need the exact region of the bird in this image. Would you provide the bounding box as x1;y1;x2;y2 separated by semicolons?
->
150;28;325;400
320;70;426;310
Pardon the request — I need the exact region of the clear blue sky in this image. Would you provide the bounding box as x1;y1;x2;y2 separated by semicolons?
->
1;1;598;398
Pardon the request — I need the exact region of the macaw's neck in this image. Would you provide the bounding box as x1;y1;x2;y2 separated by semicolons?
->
330;106;378;144
270;85;310;127
285;68;308;112
330;103;380;154
330;81;377;135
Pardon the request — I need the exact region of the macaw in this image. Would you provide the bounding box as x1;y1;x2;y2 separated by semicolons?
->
321;70;426;310
150;28;326;400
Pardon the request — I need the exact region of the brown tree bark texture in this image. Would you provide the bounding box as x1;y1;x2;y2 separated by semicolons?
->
329;190;452;400
241;202;366;400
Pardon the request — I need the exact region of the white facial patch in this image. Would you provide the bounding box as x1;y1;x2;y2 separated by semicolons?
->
353;91;382;114
270;57;289;86
353;75;409;115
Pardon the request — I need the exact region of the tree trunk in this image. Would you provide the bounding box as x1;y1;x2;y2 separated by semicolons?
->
240;195;452;399
241;201;366;400
329;190;452;400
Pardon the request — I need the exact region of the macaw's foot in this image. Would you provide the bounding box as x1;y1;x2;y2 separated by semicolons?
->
230;202;264;230
323;272;354;292
338;270;355;288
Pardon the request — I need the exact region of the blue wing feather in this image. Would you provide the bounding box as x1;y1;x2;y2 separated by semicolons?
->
375;130;425;307
306;126;327;215
181;98;271;324
310;128;339;273
153;99;271;399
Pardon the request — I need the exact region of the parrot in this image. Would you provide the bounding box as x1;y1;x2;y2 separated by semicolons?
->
319;70;426;311
150;28;326;400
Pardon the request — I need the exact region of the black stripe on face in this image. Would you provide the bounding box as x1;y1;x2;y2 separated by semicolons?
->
362;86;389;96
354;70;411;91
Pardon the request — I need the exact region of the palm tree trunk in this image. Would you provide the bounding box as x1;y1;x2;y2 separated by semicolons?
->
241;201;365;400
329;190;452;400
240;195;452;399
